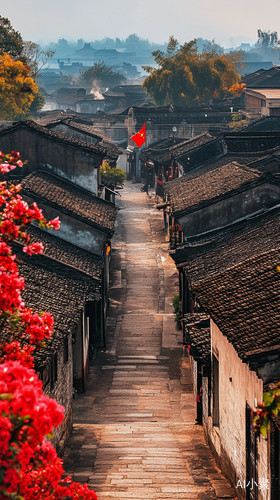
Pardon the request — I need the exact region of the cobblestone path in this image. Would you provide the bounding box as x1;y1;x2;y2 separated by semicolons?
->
63;182;236;500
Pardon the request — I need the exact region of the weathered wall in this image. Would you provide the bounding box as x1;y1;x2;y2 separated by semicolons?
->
22;194;108;255
125;110;232;148
178;182;280;238
44;334;73;456
246;94;263;110
51;123;99;146
0;127;101;195
189;356;198;400
77;100;106;114
73;313;83;391
203;321;268;500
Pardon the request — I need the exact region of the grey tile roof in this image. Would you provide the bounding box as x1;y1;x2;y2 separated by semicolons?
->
192;248;280;360
0;257;100;371
26;225;103;281
165;162;262;214
21;171;118;233
144;133;216;167
0;120;107;157
180;205;280;284
47;119;123;160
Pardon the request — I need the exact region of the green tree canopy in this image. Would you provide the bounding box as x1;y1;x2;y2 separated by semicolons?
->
79;61;126;90
0;15;23;59
100;161;126;188
142;37;242;107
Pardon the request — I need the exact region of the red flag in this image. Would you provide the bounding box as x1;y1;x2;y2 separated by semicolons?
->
131;123;146;147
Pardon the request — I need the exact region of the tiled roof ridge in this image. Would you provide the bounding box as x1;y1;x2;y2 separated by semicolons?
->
0;120;107;156
184;149;280;179
46;119;123;158
48;118;106;141
247;153;280;167
224;130;280;138
165;160;262;189
169;132;212;152
14;240;102;284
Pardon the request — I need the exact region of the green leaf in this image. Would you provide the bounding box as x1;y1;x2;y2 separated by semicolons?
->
0;393;13;401
260;425;268;437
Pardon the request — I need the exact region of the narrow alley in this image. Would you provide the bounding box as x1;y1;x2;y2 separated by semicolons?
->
62;182;236;500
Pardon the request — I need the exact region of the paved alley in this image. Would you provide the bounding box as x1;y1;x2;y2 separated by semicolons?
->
63;182;236;500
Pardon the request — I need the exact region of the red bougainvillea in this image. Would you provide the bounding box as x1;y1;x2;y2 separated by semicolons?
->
0;152;97;500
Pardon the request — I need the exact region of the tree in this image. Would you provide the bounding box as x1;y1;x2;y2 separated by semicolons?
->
100;161;126;188
21;41;55;78
0;16;23;59
79;61;126;91
0;53;39;120
0;16;55;87
257;29;278;48
0;17;54;117
0;152;98;500
142;37;242;107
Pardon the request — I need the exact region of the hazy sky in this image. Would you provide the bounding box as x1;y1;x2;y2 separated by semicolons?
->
1;0;280;48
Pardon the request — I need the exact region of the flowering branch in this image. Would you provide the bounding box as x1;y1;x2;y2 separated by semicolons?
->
0;153;97;499
253;383;280;437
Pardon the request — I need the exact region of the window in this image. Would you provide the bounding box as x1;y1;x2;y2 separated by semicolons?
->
213;354;219;426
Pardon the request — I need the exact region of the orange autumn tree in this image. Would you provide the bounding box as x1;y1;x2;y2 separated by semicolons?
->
142;37;242;107
228;82;246;96
0;53;39;120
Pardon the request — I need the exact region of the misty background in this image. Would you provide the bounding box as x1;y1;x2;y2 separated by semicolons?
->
1;0;279;48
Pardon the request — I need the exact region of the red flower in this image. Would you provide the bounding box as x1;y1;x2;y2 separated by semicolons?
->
0;153;97;500
48;216;60;230
23;242;44;256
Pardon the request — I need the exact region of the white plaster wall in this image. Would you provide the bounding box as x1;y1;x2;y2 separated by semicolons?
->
206;320;268;499
116;153;129;174
23;195;108;255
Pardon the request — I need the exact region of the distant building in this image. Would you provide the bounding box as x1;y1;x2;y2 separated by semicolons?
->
74;42;97;59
